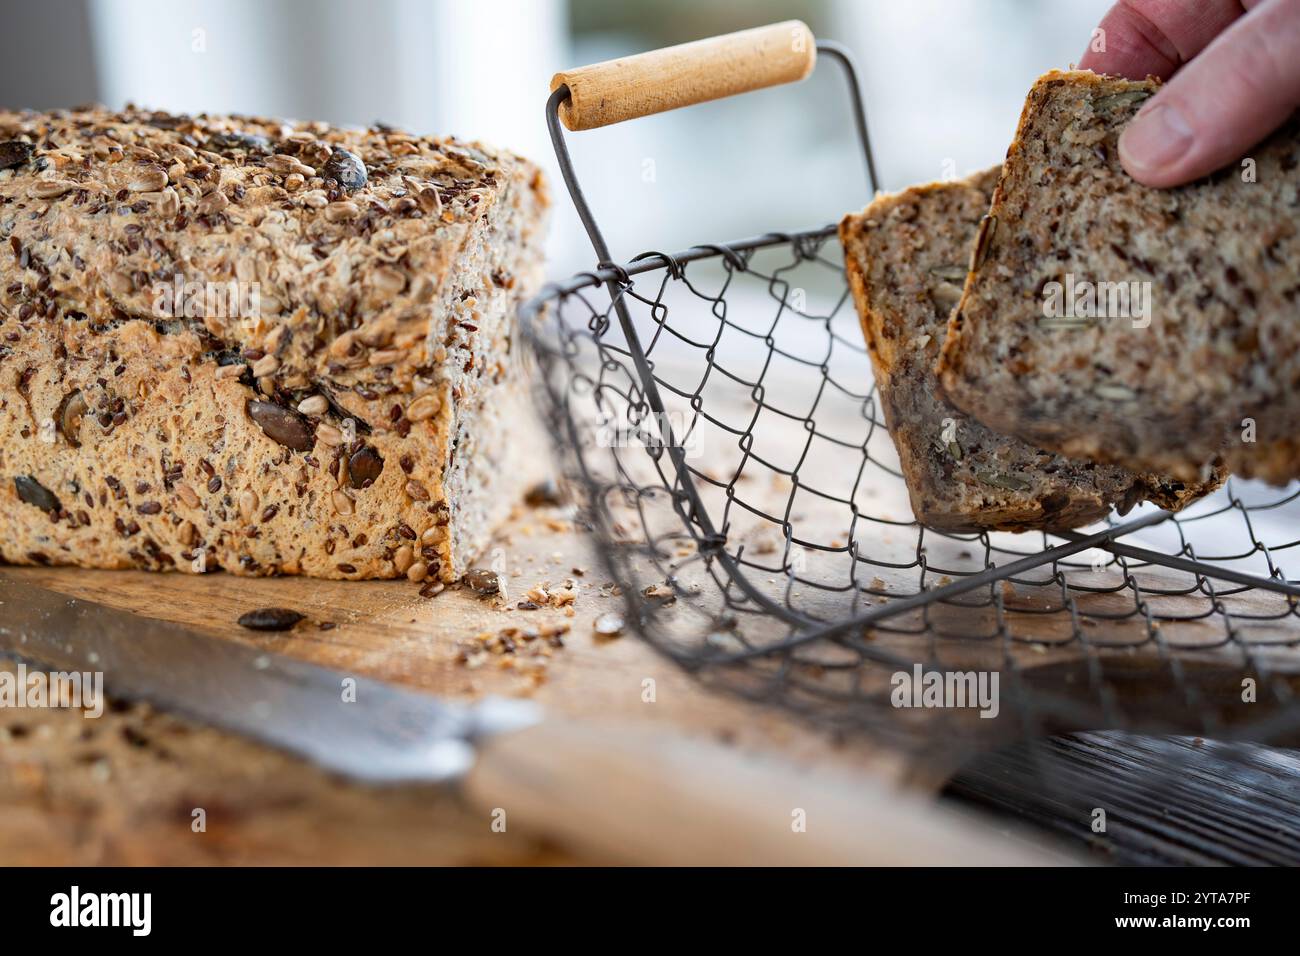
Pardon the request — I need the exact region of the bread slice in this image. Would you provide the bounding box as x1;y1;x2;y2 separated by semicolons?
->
0;106;548;581
937;70;1300;485
840;166;1221;533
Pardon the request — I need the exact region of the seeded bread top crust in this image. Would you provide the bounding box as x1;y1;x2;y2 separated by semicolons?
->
936;70;1299;484
0;106;549;394
841;166;1220;532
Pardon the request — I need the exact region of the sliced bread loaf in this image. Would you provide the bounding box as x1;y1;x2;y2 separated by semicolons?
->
840;166;1221;532
937;70;1299;485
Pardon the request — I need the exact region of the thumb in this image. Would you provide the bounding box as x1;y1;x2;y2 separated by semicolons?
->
1119;0;1300;187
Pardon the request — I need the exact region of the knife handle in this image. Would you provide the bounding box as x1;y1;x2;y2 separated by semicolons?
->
462;718;1078;866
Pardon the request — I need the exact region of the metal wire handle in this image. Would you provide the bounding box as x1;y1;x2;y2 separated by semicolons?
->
547;27;879;267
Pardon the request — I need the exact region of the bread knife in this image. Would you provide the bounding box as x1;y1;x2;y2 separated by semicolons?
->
0;572;1078;866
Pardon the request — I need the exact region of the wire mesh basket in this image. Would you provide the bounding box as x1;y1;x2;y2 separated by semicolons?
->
523;25;1300;776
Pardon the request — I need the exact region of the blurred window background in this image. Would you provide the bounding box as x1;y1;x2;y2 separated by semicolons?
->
1;0;1112;272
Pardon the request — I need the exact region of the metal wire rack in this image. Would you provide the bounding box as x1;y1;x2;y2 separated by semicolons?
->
522;39;1300;773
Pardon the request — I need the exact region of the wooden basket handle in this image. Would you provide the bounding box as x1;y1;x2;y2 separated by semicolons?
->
551;21;817;132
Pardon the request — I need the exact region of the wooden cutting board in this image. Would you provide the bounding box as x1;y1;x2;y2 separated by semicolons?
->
0;494;910;865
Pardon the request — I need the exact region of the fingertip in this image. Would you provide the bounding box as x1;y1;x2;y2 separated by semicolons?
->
1118;148;1178;187
1118;102;1196;187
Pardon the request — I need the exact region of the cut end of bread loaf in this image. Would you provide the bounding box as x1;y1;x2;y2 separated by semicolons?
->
841;163;1221;533
936;69;1298;485
0;107;549;580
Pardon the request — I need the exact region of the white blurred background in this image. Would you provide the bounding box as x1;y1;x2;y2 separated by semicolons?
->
0;0;1115;273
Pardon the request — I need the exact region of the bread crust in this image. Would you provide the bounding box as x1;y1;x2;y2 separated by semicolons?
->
0;107;548;580
937;70;1297;485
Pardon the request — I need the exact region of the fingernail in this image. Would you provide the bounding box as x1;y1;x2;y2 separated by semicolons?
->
1119;103;1194;175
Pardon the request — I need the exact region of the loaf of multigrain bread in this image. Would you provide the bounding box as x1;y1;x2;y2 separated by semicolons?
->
0;106;548;581
937;70;1299;485
841;166;1220;532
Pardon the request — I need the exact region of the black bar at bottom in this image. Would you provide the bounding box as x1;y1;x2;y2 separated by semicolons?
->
0;865;1282;940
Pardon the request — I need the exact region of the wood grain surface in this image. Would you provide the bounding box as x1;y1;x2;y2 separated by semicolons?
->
0;496;910;865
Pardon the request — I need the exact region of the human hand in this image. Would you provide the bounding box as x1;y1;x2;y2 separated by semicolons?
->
1079;0;1300;186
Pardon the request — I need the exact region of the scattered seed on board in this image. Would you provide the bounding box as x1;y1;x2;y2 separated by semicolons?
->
524;479;564;507
237;607;304;631
464;568;500;595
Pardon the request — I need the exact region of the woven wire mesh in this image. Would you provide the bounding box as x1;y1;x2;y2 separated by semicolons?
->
522;224;1300;771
